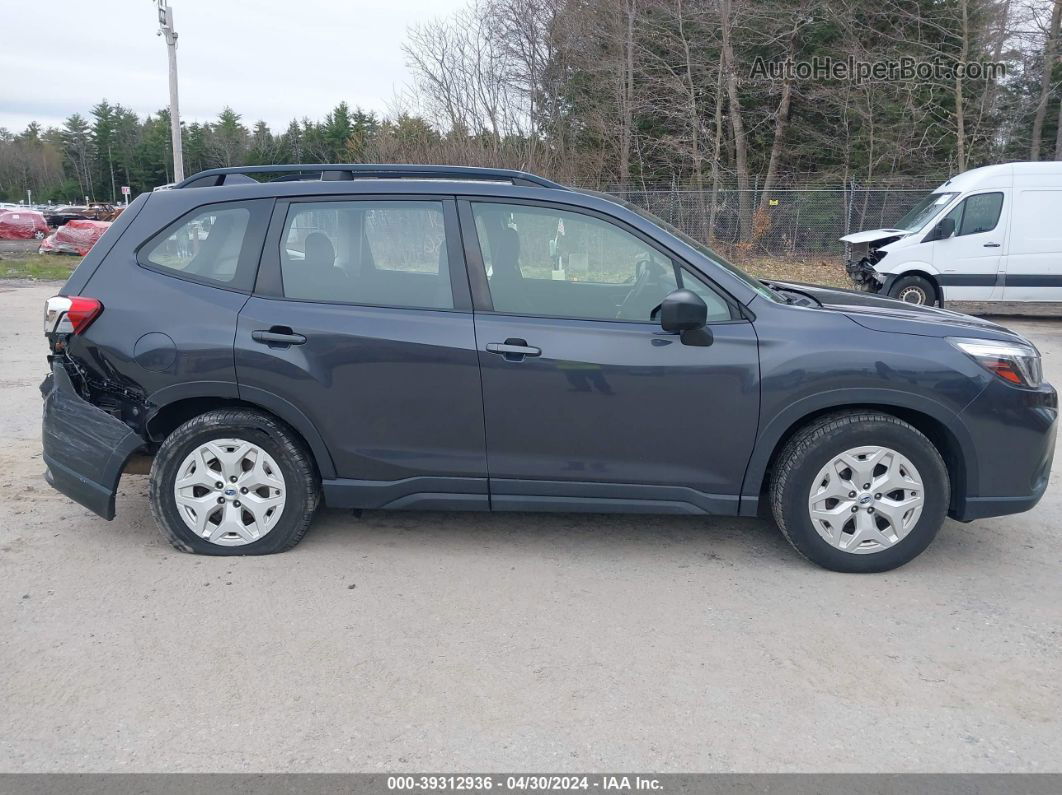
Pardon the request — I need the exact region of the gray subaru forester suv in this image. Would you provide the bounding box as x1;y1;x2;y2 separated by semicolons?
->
40;165;1057;572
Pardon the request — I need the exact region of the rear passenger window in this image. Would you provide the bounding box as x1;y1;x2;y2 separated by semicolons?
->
280;200;453;309
143;205;251;284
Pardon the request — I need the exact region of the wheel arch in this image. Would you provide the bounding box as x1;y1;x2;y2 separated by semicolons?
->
742;392;977;517
145;384;337;480
885;268;942;305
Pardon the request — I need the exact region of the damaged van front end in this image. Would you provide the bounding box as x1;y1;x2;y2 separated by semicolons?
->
841;228;908;294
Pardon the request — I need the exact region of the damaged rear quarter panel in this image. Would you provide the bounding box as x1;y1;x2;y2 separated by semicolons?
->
65;211;251;418
44;191;257;517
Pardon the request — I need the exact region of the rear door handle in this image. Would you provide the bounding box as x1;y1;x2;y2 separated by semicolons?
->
983;242;1001;248
486;338;541;361
252;328;307;347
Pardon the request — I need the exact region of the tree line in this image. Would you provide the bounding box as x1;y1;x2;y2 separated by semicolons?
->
1;0;1059;241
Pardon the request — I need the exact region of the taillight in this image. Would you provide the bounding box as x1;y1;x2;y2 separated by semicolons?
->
44;296;103;336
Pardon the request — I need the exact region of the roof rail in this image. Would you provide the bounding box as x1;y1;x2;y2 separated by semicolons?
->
174;164;568;190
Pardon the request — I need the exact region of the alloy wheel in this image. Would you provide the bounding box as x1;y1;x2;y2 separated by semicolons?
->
172;438;286;546
807;445;925;554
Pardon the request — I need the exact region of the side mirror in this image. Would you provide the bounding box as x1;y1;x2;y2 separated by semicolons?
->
926;216;955;241
653;289;713;345
658;289;707;332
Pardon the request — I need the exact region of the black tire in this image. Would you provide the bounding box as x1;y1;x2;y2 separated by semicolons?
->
888;274;937;306
769;411;949;573
148;408;320;555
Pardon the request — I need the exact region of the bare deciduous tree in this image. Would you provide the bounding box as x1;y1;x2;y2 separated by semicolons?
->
1030;0;1061;159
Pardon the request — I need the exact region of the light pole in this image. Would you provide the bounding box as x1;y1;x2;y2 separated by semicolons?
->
157;0;185;182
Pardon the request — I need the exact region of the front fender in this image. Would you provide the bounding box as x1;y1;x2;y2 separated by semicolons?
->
876;258;938;277
738;387;980;516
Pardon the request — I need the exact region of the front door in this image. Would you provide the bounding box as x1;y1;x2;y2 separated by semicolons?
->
235;196;488;509
932;191;1007;301
460;199;759;515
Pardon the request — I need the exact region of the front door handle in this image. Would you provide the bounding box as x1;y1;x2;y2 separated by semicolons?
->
983;242;1001;248
252;327;307;347
486;338;541;361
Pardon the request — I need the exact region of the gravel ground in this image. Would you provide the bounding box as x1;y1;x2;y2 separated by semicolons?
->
0;240;40;257
1;282;1060;773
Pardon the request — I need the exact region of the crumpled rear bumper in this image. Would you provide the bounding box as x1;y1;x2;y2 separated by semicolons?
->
41;362;145;520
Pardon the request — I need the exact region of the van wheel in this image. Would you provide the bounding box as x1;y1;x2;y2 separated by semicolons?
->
769;412;949;573
148;409;320;555
888;275;936;306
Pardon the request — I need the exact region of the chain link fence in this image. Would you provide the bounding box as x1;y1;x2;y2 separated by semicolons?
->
606;183;938;262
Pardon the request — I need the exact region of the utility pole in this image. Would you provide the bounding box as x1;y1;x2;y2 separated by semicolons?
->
157;0;185;182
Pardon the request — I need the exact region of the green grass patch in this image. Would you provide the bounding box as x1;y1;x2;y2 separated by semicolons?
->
0;254;81;281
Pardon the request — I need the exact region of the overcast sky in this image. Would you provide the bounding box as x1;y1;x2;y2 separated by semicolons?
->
0;0;466;133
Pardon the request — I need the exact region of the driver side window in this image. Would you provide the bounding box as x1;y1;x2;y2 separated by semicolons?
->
936;192;1004;239
471;202;730;322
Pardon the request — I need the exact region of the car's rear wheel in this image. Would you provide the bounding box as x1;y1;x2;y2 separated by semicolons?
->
149;409;319;555
769;411;949;573
888;275;937;306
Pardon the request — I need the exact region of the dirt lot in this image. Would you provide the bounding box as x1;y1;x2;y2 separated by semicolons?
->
1;281;1060;773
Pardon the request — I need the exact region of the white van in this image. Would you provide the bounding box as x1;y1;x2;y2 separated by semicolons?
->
841;161;1062;305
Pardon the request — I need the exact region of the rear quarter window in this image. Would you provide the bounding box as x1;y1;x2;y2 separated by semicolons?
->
137;199;270;291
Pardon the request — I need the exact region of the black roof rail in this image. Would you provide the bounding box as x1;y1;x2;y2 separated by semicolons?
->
174;164;568;190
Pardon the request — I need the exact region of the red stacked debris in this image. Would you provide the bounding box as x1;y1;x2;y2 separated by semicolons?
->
39;219;112;256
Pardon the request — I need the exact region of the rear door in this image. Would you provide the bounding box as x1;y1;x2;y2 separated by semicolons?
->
932;191;1007;300
235;195;488;509
459;198;759;515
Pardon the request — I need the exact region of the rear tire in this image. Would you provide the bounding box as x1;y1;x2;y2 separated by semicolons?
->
888;275;937;306
149;409;320;555
769;411;949;573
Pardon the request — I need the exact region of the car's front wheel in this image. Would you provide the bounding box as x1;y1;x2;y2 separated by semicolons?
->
888;275;937;305
148;409;320;555
769;411;949;573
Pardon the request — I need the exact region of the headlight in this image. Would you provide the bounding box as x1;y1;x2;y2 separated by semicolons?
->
948;337;1042;388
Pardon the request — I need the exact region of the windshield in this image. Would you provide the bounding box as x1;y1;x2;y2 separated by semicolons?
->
580;190;782;303
893;191;958;232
